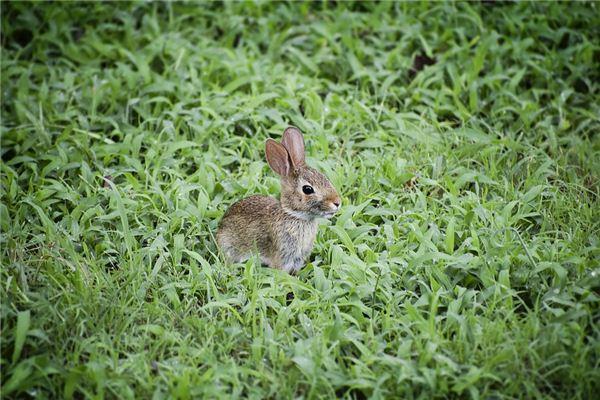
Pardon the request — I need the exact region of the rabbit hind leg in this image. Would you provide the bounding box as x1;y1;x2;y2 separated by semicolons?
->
217;234;250;263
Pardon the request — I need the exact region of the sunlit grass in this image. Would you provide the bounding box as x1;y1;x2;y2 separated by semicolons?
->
1;2;599;398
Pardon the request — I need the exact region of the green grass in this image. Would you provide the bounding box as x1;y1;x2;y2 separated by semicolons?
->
1;1;599;398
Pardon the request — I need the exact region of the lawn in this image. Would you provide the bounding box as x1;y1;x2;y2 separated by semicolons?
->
1;1;599;399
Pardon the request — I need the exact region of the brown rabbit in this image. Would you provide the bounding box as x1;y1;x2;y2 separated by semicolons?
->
217;127;341;274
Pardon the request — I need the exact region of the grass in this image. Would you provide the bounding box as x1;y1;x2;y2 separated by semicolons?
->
1;1;599;398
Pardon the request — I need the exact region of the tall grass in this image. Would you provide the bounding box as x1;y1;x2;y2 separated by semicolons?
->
1;2;599;398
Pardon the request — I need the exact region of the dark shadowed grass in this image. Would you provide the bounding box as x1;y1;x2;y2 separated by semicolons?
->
1;1;599;399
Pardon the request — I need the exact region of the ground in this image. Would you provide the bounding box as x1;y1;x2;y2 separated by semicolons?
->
1;2;599;399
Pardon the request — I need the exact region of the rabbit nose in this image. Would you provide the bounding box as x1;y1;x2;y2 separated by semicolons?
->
331;197;341;209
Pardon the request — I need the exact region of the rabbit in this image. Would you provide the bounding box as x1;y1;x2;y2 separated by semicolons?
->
217;126;341;274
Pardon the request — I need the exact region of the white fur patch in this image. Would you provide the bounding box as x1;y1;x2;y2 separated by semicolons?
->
282;207;315;221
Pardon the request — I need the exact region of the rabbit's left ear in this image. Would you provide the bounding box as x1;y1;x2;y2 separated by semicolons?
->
281;126;305;168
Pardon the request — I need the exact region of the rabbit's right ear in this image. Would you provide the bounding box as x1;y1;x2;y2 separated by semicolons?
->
265;139;291;176
281;126;305;168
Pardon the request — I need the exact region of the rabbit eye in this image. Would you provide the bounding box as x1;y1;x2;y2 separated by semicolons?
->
302;185;314;195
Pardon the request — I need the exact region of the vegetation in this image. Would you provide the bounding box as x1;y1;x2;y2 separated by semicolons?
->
1;2;599;398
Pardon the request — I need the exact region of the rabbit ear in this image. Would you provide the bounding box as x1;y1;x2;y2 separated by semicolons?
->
281;126;305;168
265;139;291;176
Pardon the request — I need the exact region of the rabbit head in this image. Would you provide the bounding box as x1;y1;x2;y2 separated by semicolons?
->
265;127;341;220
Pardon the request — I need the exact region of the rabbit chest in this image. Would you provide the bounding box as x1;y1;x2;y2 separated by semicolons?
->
276;219;318;270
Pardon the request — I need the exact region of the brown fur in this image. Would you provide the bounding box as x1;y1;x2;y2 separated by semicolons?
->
216;127;340;274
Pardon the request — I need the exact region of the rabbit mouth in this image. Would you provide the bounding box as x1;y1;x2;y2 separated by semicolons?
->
320;210;337;219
